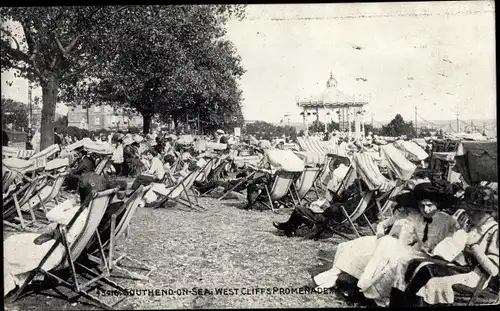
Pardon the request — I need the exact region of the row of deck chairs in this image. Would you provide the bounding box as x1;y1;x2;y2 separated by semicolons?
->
3;144;113;232
8;185;153;309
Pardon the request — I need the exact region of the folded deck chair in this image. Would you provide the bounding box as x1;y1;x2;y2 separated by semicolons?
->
87;185;155;281
9;188;127;310
247;170;300;213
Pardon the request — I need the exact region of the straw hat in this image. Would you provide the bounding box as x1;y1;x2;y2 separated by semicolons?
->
216;129;225;135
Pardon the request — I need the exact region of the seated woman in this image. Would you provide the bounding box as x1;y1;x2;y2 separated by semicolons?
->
3;172;123;297
313;182;457;306
130;149;165;191
392;185;498;306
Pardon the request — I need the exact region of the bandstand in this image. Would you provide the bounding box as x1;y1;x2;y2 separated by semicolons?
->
297;72;369;139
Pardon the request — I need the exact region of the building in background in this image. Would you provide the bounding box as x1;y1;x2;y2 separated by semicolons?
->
67;104;143;131
31;108;65;130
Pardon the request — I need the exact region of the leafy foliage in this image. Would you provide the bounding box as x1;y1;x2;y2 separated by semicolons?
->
381;114;416;137
1;97;29;130
1;6;141;148
243;121;297;141
65;5;246;134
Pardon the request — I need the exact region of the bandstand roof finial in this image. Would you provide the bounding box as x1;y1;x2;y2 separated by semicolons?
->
326;71;338;88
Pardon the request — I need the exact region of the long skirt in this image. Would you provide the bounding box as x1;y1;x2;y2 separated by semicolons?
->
357;236;425;307
314;236;379;288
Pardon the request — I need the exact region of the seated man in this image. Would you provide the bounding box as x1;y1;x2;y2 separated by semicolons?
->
130;149;165;191
64;148;96;191
273;178;364;237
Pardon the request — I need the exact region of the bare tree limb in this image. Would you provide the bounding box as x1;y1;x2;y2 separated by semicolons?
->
0;39;30;63
55;36;65;54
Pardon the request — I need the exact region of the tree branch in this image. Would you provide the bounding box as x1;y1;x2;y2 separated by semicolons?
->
0;28;20;51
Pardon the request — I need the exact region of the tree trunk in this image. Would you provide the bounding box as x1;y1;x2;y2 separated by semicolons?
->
39;73;59;150
142;113;152;134
173;116;179;129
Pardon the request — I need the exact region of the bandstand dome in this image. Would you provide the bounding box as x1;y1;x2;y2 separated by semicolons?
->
297;72;368;108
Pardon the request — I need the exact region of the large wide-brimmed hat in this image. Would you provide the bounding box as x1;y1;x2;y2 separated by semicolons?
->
391;182;451;209
461;185;498;213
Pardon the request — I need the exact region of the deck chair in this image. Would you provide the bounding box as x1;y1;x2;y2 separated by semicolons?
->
153;168;206;211
87;185;155;281
453;274;499;306
9;188;127;310
309;188;376;240
217;163;258;200
94;155;111;175
247;170;300;213
3;174;49;231
194;157;215;184
290;167;321;206
375;180;406;219
199;158;233;197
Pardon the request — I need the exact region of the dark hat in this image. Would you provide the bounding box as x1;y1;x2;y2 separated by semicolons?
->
461;185;498;213
413;182;451;205
391;182;451;209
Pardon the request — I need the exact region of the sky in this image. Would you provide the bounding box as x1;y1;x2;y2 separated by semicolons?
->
1;2;496;124
225;1;496;124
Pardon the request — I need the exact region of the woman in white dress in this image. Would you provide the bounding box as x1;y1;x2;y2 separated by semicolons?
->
392;184;498;306
313;181;457;306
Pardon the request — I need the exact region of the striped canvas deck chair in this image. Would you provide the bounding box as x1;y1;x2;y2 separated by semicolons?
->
87;185;155;281
9;188;127;310
247;170;299;213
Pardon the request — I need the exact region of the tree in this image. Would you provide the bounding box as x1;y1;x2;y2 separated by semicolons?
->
1;97;29;131
72;5;246;134
309;120;326;133
1;6;145;149
381;114;416;137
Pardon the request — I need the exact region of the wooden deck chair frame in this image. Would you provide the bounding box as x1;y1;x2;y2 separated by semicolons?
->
13;168;70;230
4;174;49;231
155;168;206;212
293;167;321;206
200;158;233;197
94;155;111;175
307;177;376;240
37;170;71;212
87;185;155;281
194;157;215;184
9;188;127;310
217;163;258;201
248;170;300;213
376;180;405;219
452;274;499;306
